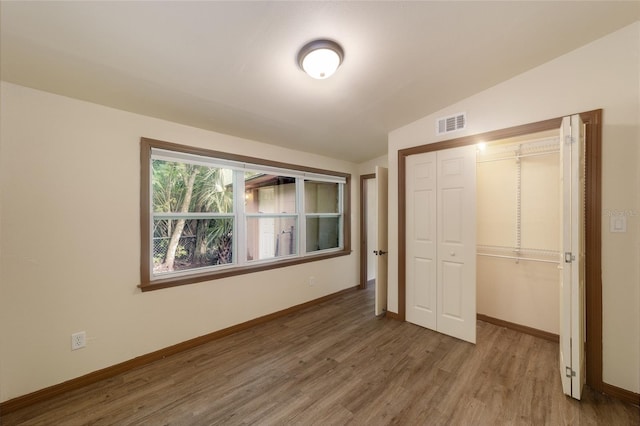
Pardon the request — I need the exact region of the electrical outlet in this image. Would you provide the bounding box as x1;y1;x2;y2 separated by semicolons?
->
71;331;86;350
309;276;316;286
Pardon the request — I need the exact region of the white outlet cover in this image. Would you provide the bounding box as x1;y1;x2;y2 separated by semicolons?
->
71;331;86;350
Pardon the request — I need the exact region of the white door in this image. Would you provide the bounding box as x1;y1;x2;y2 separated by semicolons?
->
375;166;389;316
559;114;586;399
406;152;438;329
258;188;276;259
406;146;476;343
436;146;476;343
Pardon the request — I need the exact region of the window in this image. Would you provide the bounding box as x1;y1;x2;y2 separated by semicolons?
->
304;180;342;252
140;138;350;291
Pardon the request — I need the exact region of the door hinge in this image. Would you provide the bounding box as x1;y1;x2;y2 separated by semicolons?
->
564;252;575;263
565;366;576;378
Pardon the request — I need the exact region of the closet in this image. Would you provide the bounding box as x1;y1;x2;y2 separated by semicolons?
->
476;129;561;335
477;116;585;399
406;130;562;341
403;114;587;399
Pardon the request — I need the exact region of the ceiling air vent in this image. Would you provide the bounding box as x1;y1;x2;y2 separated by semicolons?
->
436;112;466;135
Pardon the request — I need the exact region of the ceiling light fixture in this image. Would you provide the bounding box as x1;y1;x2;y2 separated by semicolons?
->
297;39;344;80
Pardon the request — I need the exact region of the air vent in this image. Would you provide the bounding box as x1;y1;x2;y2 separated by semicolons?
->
436;113;466;135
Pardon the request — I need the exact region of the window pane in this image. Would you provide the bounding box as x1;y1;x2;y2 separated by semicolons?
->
305;181;339;213
153;218;233;274
244;173;297;214
246;217;297;261
306;217;340;252
152;159;233;213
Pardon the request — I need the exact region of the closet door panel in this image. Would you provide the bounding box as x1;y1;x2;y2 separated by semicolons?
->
412;257;435;316
440;260;464;319
559;114;586;400
440;187;465;260
406;153;437;329
414;190;434;243
437;146;476;344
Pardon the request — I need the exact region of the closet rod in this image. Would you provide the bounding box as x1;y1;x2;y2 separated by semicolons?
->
476;244;560;256
476;149;559;164
477;252;560;264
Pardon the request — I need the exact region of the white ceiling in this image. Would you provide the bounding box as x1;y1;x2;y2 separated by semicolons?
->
1;1;638;163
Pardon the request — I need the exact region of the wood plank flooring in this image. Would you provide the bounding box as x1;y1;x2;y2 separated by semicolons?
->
2;286;639;425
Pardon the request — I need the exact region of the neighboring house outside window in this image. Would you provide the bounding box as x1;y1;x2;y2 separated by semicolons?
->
140;138;350;291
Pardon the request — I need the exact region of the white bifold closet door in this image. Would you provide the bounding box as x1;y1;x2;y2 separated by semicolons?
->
559;114;586;400
406;145;476;343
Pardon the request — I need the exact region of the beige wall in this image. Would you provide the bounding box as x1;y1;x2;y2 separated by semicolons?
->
388;23;640;393
357;154;388;176
0;82;360;402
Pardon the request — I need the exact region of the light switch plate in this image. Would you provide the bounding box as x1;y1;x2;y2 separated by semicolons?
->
609;215;627;233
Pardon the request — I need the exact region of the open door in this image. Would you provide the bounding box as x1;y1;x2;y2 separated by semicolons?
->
559;114;586;399
374;166;388;316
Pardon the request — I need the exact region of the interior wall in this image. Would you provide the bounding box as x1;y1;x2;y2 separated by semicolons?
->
357;154;389;176
476;136;561;334
0;82;360;402
387;23;640;393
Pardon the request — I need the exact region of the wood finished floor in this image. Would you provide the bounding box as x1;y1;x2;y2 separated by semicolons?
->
2;286;639;426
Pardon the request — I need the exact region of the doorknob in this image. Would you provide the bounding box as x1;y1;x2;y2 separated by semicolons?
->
374;250;388;255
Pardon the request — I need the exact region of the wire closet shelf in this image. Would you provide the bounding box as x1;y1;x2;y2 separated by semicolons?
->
476;135;561;265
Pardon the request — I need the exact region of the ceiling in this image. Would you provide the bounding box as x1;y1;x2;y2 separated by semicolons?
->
1;1;638;163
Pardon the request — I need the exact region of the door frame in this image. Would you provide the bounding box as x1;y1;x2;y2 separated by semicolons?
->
360;173;375;289
397;110;603;392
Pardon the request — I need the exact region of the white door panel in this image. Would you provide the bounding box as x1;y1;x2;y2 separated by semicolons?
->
258;188;276;259
437;146;476;343
571;114;586;400
406;146;476;344
407;257;436;329
440;261;464;318
414;190;435;242
560;116;572;396
559;114;585;400
441;188;464;245
406;154;437;327
413;258;436;313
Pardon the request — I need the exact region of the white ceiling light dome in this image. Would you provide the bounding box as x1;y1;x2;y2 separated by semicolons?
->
297;39;344;80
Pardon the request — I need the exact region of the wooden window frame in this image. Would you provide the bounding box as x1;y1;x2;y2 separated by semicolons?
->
140;137;351;292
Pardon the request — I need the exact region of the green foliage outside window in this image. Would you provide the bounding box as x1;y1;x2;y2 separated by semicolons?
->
152;159;233;273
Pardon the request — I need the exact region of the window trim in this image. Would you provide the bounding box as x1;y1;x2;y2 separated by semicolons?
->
140;137;351;292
